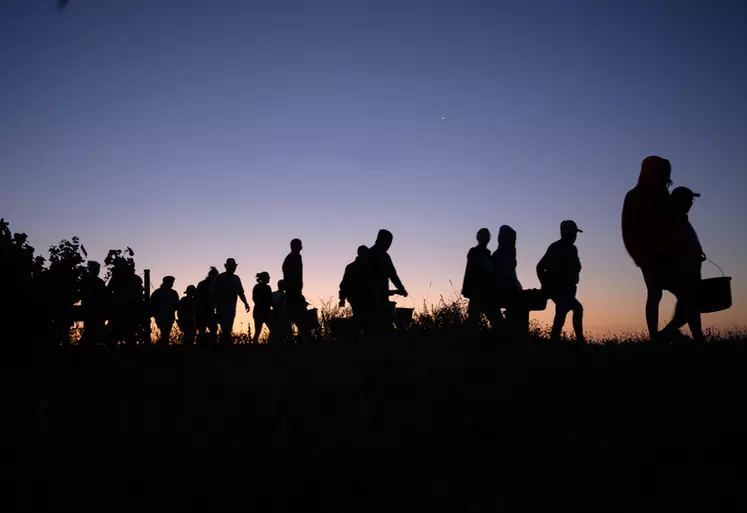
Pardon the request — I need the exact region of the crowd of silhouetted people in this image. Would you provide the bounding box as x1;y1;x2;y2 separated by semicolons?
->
0;155;717;347
71;230;413;346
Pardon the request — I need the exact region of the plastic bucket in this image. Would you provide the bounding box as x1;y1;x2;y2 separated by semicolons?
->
394;308;414;329
522;289;548;312
305;308;320;329
698;260;732;314
699;277;732;313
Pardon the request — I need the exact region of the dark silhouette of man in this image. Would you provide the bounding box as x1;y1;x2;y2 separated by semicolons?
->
492;225;526;339
79;260;108;347
368;229;408;331
150;276;179;345
462;228;499;329
252;271;274;344
271;279;290;344
107;259;144;346
622;156;674;340
196;267;219;342
660;187;706;341
339;245;374;330
178;285;198;346
537;221;585;343
210;258;250;345
283;239;308;339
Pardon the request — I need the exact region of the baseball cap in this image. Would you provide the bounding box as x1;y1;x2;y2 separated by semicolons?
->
560;220;583;234
671;186;701;199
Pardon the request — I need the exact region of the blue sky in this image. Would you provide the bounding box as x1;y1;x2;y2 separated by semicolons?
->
1;0;745;335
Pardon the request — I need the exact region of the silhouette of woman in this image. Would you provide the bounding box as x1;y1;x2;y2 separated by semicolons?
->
252;272;274;344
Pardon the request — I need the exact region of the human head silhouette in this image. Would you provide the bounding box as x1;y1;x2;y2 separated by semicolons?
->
498;225;516;249
256;271;270;284
476;228;491;247
277;279;286;292
638;156;672;189
185;285;197;296
357;245;369;258
162;276;175;289
671;186;700;214
560;220;583;243
290;239;303;253
87;261;101;277
207;266;219;279
375;229;393;251
225;258;237;274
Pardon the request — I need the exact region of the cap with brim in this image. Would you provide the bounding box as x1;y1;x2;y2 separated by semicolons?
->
672;186;700;198
561;220;583;233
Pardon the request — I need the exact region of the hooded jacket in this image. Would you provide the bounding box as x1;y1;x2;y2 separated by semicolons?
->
622;157;674;267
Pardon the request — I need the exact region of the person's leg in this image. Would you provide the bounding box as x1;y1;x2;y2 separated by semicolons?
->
642;266;664;340
252;312;261;343
571;298;585;343
550;298;570;342
679;273;704;341
157;320;170;345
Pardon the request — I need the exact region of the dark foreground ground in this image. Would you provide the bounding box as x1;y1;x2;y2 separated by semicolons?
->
4;334;747;512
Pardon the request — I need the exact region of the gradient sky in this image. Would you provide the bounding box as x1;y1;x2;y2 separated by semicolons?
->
1;0;745;337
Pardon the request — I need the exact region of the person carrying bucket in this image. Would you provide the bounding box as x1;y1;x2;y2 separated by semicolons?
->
659;186;705;342
368;229;408;333
537;221;585;343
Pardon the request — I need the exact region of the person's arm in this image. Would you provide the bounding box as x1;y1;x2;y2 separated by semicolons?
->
339;266;350;306
388;258;407;296
536;250;549;285
236;277;250;312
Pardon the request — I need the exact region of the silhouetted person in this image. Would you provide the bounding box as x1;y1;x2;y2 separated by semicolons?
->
492;225;526;339
622;156;675;340
178;285;198;346
107;259;144;346
368;229;408;331
210;258;250;344
339;245;374;331
271;279;290;344
462;228;499;329
151;276;179;345
537;221;585;343
283;239;309;340
79;260;108;347
252;271;274;344
660;187;705;342
196;266;219;342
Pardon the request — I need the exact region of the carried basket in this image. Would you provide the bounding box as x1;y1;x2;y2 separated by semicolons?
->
522;288;548;312
305;308;320;329
699;260;732;314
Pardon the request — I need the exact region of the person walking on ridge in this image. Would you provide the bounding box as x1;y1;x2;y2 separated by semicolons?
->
210;258;250;345
252;271;274;344
462;228;499;330
150;275;179;345
79;260;108;347
537;221;585;343
196;266;219;343
339;245;374;331
368;229;408;332
283;239;309;340
622;156;675;340
178;285;198;346
660;186;706;342
492;225;526;340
